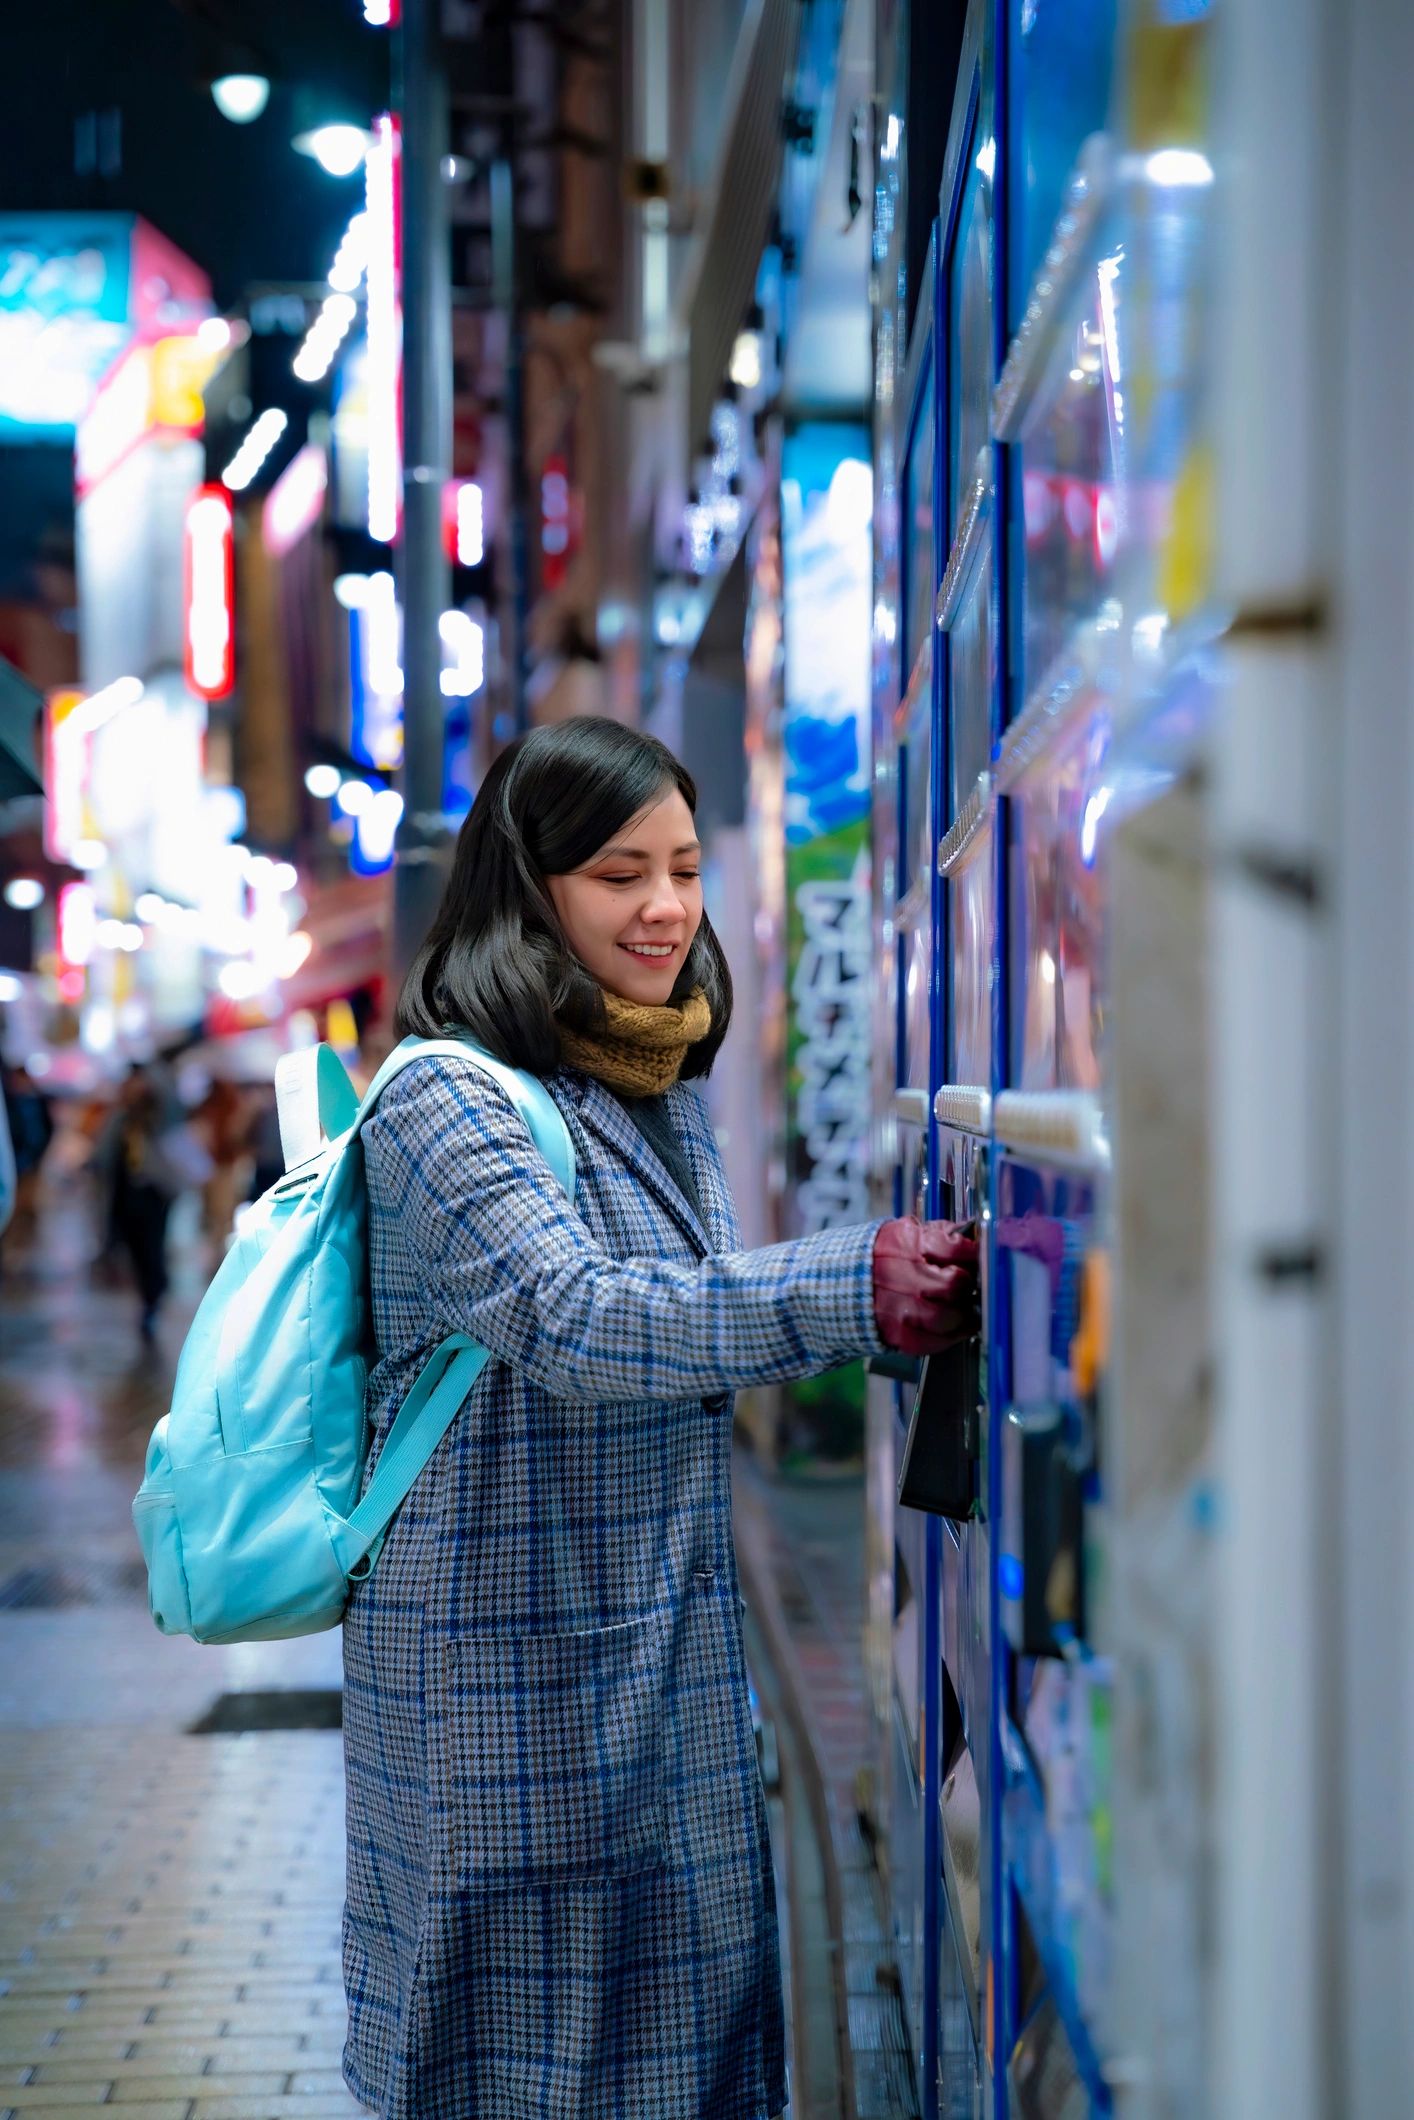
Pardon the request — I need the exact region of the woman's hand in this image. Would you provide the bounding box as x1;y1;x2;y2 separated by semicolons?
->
872;1217;980;1356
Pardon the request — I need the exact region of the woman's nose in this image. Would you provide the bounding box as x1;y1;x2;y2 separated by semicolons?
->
643;877;688;922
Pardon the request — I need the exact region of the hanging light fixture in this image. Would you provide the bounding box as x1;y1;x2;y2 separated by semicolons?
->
212;75;271;125
293;124;373;178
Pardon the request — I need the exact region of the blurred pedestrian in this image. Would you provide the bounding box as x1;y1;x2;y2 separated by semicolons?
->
1;1061;55;1245
194;1074;250;1251
105;1067;213;1341
340;718;979;2119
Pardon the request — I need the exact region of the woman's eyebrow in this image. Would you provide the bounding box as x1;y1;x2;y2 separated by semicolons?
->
594;841;702;860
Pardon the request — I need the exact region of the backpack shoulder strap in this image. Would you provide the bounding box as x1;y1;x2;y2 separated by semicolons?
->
357;1034;574;1199
273;1045;360;1172
329;1037;576;1577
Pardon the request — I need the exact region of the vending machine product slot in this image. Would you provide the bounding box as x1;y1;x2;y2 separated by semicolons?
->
898;1336;982;1522
999;1404;1085;1656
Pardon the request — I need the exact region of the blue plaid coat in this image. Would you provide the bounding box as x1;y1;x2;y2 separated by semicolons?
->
341;1053;886;2119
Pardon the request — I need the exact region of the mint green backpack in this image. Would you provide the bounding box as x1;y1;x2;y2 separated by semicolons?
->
131;1036;573;1645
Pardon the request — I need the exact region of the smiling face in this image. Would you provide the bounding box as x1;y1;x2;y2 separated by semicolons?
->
544;785;704;1005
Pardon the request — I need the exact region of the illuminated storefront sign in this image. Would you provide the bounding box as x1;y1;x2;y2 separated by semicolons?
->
75;344;155;494
781;428;874;1238
340;571;403;772
44;689;90;863
75;331;226;496
0;216;131;437
0;213;211;439
263;443;329;557
184;486;235;700
43;679;144;863
439;609;485;697
365;114;402;543
56;881;97;998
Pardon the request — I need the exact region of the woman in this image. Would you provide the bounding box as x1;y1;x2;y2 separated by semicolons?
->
343;717;976;2120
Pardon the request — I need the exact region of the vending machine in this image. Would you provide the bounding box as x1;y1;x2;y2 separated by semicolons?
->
869;0;1221;2112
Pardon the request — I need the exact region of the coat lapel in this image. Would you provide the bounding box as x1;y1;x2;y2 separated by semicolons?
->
561;1071;716;1258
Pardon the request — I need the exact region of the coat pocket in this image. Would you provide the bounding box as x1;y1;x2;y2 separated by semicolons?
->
431;1613;670;1886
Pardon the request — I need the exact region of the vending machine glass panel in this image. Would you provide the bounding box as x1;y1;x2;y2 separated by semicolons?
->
1053;721;1111;1092
1012;0;1119;318
1015;252;1127;709
949;547;996;819
903;920;933;1093
1010;770;1060;1092
948;147;993;532
906;371;937;680
902;635;933;898
1008;707;1111;1092
948;827;993;1089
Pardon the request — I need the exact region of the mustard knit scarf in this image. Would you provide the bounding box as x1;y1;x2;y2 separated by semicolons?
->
557;986;712;1096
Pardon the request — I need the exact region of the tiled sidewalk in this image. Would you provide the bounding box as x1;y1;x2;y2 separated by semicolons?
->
0;1732;365;2120
0;1179;367;2120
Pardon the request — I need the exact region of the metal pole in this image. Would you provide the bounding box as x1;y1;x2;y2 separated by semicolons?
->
392;0;454;987
490;148;531;739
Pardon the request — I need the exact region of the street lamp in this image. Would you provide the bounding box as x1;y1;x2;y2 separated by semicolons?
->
211;74;271;124
293;124;372;177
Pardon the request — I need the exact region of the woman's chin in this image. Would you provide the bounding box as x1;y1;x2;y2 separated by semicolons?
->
603;948;679;1000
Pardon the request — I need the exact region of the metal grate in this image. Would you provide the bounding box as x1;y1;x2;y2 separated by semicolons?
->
186;1688;343;1735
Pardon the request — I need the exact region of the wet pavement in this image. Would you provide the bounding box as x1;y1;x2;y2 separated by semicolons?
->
0;1146;908;2120
0;1163;365;2120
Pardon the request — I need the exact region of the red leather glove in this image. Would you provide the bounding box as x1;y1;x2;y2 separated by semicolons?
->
872;1217;980;1357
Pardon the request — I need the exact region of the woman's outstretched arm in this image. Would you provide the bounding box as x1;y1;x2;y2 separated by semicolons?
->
365;1054;889;1404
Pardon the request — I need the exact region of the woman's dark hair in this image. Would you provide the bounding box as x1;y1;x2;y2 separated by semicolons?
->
396;716;733;1078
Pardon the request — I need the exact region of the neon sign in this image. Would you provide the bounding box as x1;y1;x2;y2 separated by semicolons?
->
443;478;484;566
75;331;223;496
365;114;402;544
184;485;235;700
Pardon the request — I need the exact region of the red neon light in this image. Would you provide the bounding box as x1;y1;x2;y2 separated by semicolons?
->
183;484;235;701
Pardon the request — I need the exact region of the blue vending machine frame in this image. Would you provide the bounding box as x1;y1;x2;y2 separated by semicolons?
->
880;0;1152;2110
890;218;938;2080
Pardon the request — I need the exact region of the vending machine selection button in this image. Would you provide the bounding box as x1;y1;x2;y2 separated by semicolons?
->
934;1083;992;1135
993;1090;1109;1169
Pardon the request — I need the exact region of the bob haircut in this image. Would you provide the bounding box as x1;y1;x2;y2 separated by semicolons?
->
396;715;733;1079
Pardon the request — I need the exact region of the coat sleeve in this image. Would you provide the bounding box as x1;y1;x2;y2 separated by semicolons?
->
364;1054;889;1402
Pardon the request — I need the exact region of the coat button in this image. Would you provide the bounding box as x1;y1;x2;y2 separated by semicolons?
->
703;1392;729;1412
693;1564;717;1591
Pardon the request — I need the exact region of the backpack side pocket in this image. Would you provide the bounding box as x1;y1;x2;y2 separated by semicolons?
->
132;1488;194;1638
